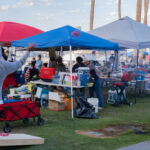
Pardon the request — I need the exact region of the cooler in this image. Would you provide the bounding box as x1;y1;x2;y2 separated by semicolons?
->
40;67;55;81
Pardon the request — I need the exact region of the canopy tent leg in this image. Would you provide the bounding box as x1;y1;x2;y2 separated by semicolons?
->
135;49;140;104
113;50;119;72
137;49;139;67
105;50;107;62
59;46;63;56
69;46;74;119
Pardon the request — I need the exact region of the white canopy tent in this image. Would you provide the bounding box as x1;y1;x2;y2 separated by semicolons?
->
89;16;150;49
89;16;150;67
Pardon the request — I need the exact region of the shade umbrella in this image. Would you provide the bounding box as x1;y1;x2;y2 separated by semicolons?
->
0;21;43;46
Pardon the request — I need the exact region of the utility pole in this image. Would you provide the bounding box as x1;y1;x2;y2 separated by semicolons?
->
90;0;95;30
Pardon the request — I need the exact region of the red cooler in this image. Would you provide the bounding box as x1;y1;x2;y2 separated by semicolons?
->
40;67;55;81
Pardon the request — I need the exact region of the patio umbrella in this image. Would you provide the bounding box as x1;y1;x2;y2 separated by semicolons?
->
0;21;43;46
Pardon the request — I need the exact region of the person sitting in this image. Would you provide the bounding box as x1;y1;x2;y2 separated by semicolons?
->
72;56;86;72
56;56;66;72
25;61;39;82
36;54;43;70
43;62;48;67
32;57;36;64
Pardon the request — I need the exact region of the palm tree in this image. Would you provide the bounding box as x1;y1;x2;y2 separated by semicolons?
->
140;0;149;65
134;0;142;65
144;0;149;24
90;0;95;30
118;0;121;19
136;0;142;22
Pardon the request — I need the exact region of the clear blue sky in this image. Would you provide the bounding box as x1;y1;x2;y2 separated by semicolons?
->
0;0;148;31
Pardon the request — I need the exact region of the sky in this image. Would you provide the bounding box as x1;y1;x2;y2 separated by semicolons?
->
0;0;149;32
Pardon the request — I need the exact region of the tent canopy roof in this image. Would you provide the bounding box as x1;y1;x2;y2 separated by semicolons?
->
89;16;150;49
0;21;43;45
12;25;118;51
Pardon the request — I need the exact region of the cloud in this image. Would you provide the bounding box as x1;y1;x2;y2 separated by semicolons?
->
36;12;41;16
69;9;80;13
0;0;54;10
26;1;34;7
39;0;49;2
56;2;63;6
12;1;35;8
0;5;10;10
84;2;91;6
106;0;117;6
109;12;116;16
38;0;54;6
35;12;54;20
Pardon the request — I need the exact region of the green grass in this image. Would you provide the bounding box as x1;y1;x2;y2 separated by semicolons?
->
1;94;150;150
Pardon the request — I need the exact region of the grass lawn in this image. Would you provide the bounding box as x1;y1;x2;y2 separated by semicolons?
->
0;94;150;150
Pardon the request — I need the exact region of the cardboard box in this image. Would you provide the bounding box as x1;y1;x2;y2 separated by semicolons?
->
63;98;76;110
48;100;66;111
49;92;62;101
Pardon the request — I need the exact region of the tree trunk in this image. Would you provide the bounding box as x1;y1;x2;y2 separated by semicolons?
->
49;47;56;60
144;0;149;24
134;0;142;65
140;0;149;65
90;0;95;30
136;0;142;22
118;0;121;19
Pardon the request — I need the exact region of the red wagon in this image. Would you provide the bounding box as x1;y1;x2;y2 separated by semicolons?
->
0;101;44;133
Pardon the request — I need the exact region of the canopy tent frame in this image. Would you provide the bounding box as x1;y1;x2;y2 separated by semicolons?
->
12;25;119;118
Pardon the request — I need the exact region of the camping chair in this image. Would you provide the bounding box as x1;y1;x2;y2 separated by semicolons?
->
110;71;135;106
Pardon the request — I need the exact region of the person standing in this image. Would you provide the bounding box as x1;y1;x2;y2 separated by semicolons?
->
0;44;35;104
84;59;104;109
55;56;66;72
72;56;85;72
36;54;42;70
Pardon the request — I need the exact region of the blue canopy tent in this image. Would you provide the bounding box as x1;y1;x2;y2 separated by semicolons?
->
12;25;118;50
12;25;118;118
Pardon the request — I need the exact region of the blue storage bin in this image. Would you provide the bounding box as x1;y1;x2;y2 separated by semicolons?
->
3;99;23;104
134;71;145;80
78;67;90;86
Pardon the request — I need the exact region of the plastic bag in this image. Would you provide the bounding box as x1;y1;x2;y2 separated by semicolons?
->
74;96;99;119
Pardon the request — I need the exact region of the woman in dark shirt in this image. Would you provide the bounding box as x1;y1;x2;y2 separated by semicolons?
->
84;60;104;109
55;56;66;72
72;56;85;72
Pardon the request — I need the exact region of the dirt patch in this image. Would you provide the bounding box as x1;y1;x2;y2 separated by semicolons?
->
76;123;146;139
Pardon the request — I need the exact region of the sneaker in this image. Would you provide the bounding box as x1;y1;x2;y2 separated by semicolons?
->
98;107;103;110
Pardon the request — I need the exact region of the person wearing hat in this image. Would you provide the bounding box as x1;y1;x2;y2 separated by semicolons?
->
84;57;104;109
0;44;35;104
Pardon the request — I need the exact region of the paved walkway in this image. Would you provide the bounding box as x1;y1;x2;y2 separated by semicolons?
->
116;141;150;150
